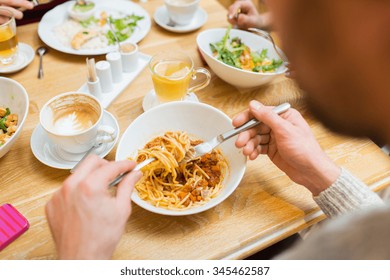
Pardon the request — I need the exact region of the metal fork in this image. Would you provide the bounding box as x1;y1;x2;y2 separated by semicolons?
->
108;157;155;187
183;103;291;163
248;27;289;68
109;146;165;187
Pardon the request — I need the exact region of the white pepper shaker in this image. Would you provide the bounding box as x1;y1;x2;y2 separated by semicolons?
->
106;51;123;83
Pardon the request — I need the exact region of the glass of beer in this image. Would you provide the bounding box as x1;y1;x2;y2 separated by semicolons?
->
149;52;211;103
0;8;18;65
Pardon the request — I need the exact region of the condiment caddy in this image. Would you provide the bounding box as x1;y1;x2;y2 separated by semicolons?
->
79;43;150;108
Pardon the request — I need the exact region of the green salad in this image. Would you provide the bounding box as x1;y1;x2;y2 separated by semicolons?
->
210;26;283;73
106;15;144;45
0;107;18;147
78;13;144;46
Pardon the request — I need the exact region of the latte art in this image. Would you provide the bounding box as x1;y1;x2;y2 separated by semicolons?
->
51;105;99;135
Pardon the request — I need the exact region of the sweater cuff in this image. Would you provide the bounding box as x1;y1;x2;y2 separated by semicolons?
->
313;168;384;218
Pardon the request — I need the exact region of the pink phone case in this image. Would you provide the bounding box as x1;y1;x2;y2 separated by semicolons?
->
0;204;29;251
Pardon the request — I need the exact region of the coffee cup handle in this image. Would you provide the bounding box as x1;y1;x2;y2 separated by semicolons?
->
188;67;211;94
96;125;116;143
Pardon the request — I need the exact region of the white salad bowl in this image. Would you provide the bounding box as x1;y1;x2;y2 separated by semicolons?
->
116;102;247;216
196;28;287;88
0;77;29;158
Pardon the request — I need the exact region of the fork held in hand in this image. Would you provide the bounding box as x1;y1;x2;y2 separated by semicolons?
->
185;103;291;162
221;102;291;141
108;157;156;187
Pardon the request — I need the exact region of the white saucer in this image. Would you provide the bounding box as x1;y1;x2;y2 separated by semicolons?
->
0;43;34;74
142;90;199;111
30;110;119;170
153;6;208;33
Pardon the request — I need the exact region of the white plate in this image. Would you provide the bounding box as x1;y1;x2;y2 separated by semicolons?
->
38;0;151;55
153;6;207;33
0;43;34;74
30;110;119;170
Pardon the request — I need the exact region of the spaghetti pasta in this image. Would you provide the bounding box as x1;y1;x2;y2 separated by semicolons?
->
133;131;229;210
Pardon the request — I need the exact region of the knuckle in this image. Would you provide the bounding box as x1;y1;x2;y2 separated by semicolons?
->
79;180;94;196
85;154;102;165
289;108;302;118
61;179;73;197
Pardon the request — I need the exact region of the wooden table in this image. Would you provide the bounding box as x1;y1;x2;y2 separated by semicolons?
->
1;0;390;260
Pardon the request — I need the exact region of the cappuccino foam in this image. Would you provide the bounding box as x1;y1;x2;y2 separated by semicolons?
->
51;105;99;135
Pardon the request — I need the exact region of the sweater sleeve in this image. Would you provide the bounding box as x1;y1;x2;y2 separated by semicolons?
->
313;168;384;218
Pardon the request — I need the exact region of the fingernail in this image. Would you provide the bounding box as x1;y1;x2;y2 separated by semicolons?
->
249;100;262;111
228;14;233;20
134;170;143;179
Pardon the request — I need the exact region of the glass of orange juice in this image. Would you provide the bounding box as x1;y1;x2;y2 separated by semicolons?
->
0;8;18;65
149;51;210;104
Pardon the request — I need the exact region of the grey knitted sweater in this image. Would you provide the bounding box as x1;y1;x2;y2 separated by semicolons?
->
277;168;389;259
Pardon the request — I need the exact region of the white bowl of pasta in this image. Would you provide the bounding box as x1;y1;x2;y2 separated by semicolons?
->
116;102;247;216
196;27;287;88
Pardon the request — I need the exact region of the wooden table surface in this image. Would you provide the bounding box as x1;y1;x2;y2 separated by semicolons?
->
1;0;390;260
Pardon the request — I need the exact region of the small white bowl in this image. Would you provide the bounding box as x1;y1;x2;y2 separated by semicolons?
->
116;102;247;216
196;28;287;88
67;0;96;22
0;77;29;158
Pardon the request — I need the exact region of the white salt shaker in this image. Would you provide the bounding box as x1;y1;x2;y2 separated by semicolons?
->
106;51;123;83
96;60;113;93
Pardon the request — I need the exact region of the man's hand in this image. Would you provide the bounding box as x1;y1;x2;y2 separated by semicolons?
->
45;155;142;259
233;100;340;195
227;0;272;30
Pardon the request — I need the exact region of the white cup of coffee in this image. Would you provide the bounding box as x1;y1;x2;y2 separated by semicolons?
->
164;0;200;26
40;92;116;154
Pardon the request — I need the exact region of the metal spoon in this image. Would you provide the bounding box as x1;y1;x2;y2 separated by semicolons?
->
166;18;176;28
36;46;47;79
